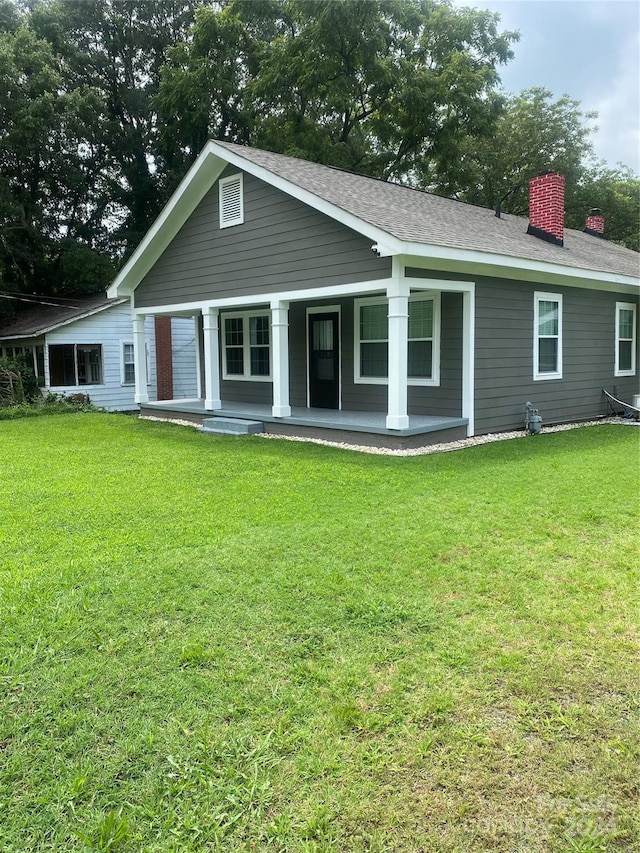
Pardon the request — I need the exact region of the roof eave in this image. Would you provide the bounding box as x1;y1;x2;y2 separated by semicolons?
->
399;242;640;291
106;140;639;298
107;142;228;298
0;298;127;341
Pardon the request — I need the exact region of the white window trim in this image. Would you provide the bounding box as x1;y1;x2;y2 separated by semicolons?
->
354;292;441;386
615;301;637;377
121;340;135;386
534;292;563;381
120;339;151;386
221;310;271;382
219;173;244;229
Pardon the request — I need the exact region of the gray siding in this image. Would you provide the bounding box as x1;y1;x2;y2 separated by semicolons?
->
475;279;639;433
286;293;463;416
134;167;391;309
409;292;463;417
171;317;198;399
406;266;639;433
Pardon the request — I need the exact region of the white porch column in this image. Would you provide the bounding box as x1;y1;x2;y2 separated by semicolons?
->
202;307;221;411
386;278;410;430
271;299;291;418
462;287;475;437
133;313;149;404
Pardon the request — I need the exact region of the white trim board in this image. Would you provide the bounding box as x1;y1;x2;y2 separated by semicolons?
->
132;276;476;319
0;299;128;341
108;141;639;301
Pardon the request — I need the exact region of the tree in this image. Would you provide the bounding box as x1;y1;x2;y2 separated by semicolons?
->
443;87;598;214
0;20;113;298
155;2;261;161
569;164;640;252
157;0;519;181
30;0;203;254
1;0;205;305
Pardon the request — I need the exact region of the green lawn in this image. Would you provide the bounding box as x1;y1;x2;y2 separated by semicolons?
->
1;414;638;852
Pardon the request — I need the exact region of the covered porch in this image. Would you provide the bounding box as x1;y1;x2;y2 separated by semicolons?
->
130;263;476;448
139;398;469;449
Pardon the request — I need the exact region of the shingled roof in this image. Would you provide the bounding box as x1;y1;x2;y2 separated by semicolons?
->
0;293;124;340
215;141;640;281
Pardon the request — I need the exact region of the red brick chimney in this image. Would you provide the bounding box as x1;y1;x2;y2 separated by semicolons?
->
154;316;174;401
527;171;565;247
584;208;605;237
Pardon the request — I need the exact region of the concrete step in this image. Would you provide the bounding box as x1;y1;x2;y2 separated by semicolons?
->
201;417;264;435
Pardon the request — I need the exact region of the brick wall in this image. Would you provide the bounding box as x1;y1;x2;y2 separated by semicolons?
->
528;172;565;244
585;209;605;234
154;316;173;400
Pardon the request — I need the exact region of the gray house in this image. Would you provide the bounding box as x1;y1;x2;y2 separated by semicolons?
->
107;141;639;448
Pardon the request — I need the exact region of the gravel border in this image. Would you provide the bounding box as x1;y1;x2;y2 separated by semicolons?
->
139;414;638;456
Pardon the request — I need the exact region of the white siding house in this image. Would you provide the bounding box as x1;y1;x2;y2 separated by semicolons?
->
41;300;159;410
166;316;198;399
0;293;200;411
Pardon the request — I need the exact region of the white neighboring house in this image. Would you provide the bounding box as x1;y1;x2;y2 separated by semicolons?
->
0;293;198;411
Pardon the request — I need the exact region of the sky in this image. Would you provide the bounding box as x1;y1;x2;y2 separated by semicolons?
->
453;0;640;173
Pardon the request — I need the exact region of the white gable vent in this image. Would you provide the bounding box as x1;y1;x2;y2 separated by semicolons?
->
219;173;244;228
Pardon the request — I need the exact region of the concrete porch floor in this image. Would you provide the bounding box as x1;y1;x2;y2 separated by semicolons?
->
140;398;469;448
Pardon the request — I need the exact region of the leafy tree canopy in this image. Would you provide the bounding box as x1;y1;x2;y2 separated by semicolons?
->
444;87;597;212
1;0;201;297
157;0;518;183
570;164;640;252
442;87;639;249
0;0;636;306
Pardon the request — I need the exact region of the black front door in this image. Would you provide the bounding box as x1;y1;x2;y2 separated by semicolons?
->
308;312;339;409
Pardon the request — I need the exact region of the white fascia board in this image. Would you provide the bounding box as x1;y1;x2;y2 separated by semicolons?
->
131;273;479;318
0;299;128;341
132;277;396;317
400;242;640;292
107;142;227;298
206;143;639;291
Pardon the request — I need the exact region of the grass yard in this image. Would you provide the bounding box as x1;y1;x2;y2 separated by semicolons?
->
0;414;638;853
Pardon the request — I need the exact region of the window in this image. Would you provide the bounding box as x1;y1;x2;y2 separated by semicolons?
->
222;312;270;380
615;302;637;376
359;302;388;378
35;345;45;387
122;342;135;384
1;346;25;358
219;173;244;228
49;344;103;386
355;294;440;385
534;292;562;380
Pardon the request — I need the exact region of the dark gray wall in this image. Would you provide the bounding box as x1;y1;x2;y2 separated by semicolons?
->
475;279;639;432
407;266;639;433
286;293;463;416
134;167;391;309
